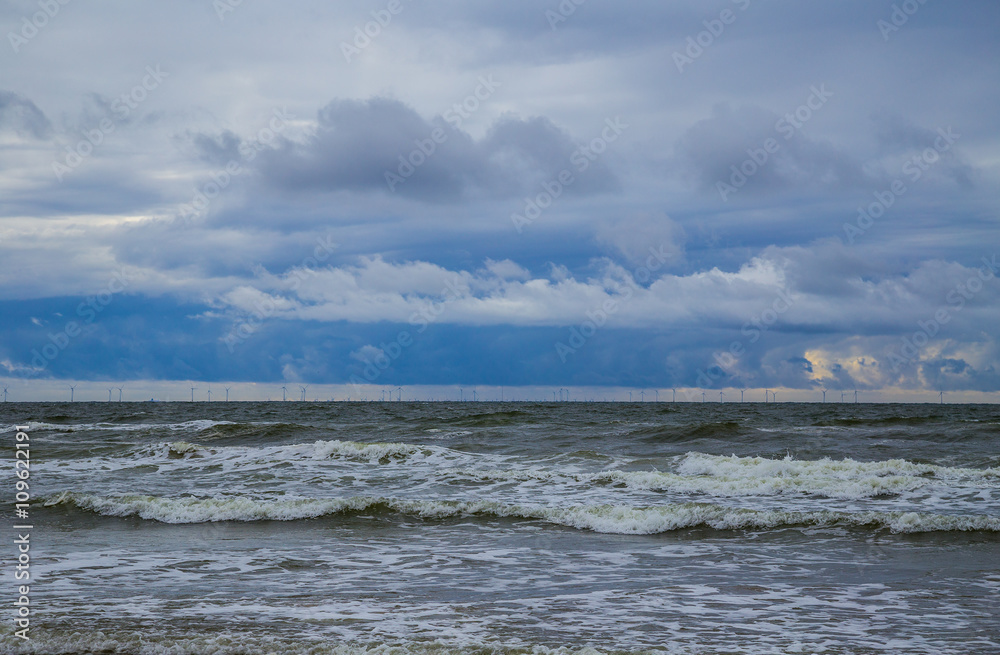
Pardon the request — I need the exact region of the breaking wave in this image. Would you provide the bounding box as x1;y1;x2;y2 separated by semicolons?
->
42;492;1000;534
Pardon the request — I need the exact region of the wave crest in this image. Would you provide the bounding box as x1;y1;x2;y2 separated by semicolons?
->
676;452;999;482
311;439;430;462
42;492;1000;534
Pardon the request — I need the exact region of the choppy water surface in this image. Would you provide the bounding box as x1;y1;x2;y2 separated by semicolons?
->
2;402;999;654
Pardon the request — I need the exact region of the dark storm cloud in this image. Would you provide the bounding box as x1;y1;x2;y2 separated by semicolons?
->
675;103;874;199
245;96;618;201
871;113;976;189
187;129;244;166
0;90;52;139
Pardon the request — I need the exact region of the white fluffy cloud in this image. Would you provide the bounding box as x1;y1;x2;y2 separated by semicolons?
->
208;243;1000;338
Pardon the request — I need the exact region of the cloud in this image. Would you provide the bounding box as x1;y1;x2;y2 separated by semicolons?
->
1;0;999;395
595;212;685;268
675;103;871;198
195;242;998;340
245;97;619;201
0;91;52;140
870;113;976;189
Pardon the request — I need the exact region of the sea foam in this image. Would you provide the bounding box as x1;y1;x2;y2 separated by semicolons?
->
42;492;1000;534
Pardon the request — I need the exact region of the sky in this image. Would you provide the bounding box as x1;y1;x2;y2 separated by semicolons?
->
1;0;999;402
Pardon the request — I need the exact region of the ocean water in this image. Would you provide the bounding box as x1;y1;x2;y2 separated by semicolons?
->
2;401;999;654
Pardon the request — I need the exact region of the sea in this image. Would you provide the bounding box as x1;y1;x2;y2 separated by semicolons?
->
1;401;998;655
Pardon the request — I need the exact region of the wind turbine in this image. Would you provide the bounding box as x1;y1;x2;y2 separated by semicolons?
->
854;389;859;403
655;390;659;402
841;392;846;403
396;387;403;401
472;388;478;402
2;386;8;402
108;388;113;402
300;386;307;402
939;390;945;404
225;387;231;402
740;388;746;403
764;389;770;403
117;386;123;402
207;388;212;402
281;386;287;402
191;386;197;402
460;388;464;402
672;389;676;403
628;391;632;402
719;391;725;402
70;385;76;402
639;390;646;402
701;391;706;403
821;389;827;403
772;391;778;403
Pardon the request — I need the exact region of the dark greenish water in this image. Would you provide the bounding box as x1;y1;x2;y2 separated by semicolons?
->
2;402;999;654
